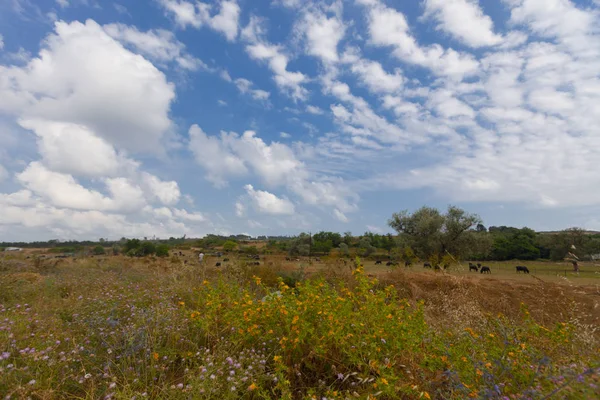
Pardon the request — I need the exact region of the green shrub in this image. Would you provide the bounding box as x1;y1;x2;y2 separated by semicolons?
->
92;245;105;255
155;244;170;257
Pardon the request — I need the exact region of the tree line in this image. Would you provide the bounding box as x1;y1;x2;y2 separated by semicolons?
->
2;205;599;263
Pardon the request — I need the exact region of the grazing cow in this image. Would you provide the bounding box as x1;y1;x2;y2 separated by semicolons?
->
223;258;230;262
516;265;530;274
469;264;479;272
375;260;382;265
254;261;260;266
215;262;221;267
480;266;491;274
405;261;412;267
477;263;482;268
423;262;432;268
386;261;392;266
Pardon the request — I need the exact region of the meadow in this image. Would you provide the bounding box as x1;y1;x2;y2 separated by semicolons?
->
0;250;599;399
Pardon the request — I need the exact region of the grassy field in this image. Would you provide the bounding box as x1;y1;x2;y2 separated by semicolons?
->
0;251;599;399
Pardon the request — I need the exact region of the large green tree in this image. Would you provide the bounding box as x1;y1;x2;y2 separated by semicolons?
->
388;205;481;261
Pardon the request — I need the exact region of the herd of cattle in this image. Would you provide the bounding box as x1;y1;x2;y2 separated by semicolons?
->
25;251;533;275
373;260;531;274
206;254;533;274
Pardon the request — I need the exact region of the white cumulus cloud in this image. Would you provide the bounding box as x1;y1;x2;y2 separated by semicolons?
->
244;184;295;215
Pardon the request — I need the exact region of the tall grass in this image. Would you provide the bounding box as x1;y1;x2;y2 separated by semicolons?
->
0;257;598;399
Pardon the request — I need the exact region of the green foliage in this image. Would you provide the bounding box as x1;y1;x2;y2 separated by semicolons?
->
400;246;417;264
138;242;157;256
312;239;333;255
491;228;540;260
288;233;311;256
240;245;259;255
462;231;494;260
92;245;105;255
123;239;141;253
222;240;238;252
123;240;157;257
312;231;342;247
338;243;349;256
358;236;376;257
155;244;170;257
388;205;481;261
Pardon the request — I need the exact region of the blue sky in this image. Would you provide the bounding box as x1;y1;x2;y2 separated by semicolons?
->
0;0;599;241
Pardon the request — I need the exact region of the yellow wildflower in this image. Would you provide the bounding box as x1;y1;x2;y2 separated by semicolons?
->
423;393;431;400
273;355;282;362
152;352;159;361
248;383;258;391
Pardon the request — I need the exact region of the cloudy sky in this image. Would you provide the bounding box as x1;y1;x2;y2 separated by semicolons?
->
0;0;599;241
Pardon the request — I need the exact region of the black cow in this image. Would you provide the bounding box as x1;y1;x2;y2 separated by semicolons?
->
254;261;260;266
477;263;482;268
480;266;491;274
405;261;412;267
375;260;382;265
223;258;230;262
516;265;530;274
386;261;392;266
469;263;479;272
424;262;432;268
215;262;221;267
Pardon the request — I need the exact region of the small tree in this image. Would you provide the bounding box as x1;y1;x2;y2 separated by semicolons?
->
92;245;105;255
123;239;141;254
242;245;259;255
138;242;157;257
338;243;349;256
156;244;170;257
358;237;376;257
223;240;238;252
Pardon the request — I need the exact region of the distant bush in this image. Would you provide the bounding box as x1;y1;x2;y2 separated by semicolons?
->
222;240;238;252
92;246;105;255
241;245;258;255
155;244;170;257
139;242;156;256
